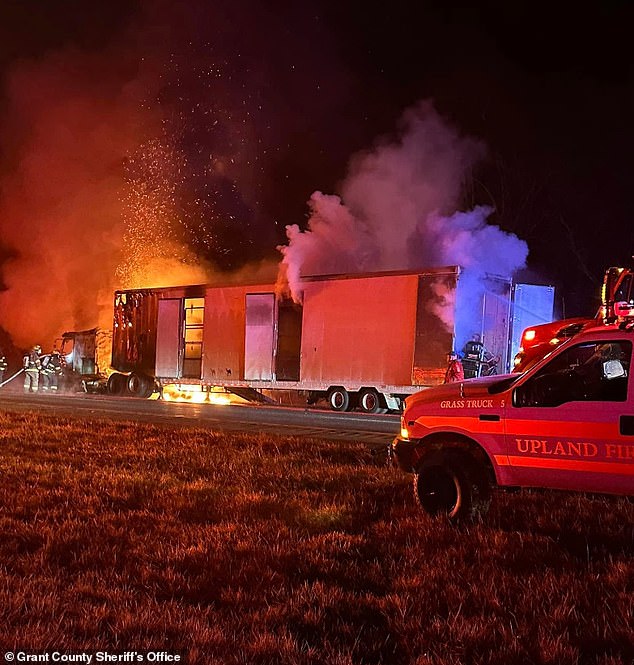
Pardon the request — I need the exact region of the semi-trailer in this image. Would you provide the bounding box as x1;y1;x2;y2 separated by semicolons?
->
92;266;553;411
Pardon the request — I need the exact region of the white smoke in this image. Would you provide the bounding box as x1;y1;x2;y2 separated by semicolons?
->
278;101;529;348
278;192;379;299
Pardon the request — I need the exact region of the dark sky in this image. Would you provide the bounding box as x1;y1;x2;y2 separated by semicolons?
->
1;0;632;316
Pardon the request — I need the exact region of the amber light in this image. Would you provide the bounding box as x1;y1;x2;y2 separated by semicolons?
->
400;417;409;440
523;329;536;342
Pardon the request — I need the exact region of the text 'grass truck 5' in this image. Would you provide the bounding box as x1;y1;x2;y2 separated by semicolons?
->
392;305;634;520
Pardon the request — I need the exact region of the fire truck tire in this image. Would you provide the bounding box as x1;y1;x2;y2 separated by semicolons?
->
327;386;351;412
106;373;127;396
358;388;388;414
127;373;153;398
414;450;491;520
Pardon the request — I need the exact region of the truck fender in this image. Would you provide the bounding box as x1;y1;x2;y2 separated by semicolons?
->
411;433;499;488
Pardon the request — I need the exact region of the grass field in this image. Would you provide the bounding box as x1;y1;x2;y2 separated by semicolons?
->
0;409;632;664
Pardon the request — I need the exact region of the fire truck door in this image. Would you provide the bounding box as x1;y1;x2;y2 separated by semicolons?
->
504;338;634;495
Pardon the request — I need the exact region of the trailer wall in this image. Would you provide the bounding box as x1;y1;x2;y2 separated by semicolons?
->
202;284;275;383
300;274;419;387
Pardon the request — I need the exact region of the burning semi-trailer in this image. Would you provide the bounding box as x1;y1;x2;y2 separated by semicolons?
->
60;266;553;411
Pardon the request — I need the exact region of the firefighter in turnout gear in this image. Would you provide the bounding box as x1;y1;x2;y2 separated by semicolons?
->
23;344;42;393
443;350;465;383
41;349;63;391
462;334;499;379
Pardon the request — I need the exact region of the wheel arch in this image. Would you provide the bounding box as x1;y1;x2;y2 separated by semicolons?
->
412;432;499;487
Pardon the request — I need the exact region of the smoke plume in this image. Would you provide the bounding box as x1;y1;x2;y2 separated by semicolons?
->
0;44;216;350
278;101;529;347
0;50;154;348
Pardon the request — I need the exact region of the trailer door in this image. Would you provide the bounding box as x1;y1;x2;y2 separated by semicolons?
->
510;284;555;361
413;272;458;385
482;278;513;374
155;299;182;378
245;293;275;380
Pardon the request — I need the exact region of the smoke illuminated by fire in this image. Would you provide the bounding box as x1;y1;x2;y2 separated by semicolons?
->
0;48;217;349
0;4;527;358
278;102;529;348
0;1;355;351
0;50;155;349
0;19;257;349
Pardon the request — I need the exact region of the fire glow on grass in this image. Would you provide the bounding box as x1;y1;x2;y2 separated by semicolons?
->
161;384;241;405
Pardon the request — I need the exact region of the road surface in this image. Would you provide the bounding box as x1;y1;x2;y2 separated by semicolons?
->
0;390;399;449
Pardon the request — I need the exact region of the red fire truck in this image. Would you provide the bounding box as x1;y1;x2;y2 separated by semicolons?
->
392;307;634;519
513;265;634;372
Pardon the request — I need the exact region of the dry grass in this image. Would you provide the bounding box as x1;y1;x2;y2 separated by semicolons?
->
0;409;632;664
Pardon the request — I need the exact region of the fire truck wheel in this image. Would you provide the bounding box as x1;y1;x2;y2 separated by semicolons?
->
106;373;127;396
127;373;153;398
327;386;351;412
358;388;387;414
414;450;491;520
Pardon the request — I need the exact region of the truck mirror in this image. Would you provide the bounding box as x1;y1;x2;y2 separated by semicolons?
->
603;359;626;380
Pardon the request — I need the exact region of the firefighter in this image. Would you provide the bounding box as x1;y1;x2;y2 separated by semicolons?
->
23;344;42;393
40;353;49;391
444;351;465;383
0;348;7;384
42;349;63;391
462;334;499;378
462;334;485;378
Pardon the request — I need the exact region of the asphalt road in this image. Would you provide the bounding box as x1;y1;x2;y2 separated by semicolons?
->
0;389;400;448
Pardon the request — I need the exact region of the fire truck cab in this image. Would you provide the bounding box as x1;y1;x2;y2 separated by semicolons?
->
392;314;634;520
513;264;634;372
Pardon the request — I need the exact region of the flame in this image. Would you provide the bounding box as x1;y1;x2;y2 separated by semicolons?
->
161;384;241;405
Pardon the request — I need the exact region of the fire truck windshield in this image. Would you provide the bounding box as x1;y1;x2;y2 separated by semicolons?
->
514;339;632;408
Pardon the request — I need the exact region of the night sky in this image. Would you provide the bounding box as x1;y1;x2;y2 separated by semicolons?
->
1;0;633;320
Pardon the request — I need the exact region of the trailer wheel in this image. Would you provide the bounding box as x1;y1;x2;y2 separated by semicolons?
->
414;450;491;521
358;388;387;414
327;386;351;412
127;372;153;398
106;373;127;396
